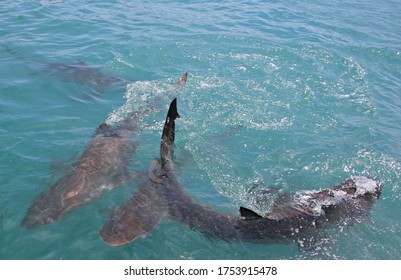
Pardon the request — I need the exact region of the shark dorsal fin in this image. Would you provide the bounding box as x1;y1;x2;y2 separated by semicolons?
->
167;98;180;120
239;207;263;219
160;98;180;168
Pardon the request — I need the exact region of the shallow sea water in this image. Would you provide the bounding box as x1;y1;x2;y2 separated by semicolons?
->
1;0;401;259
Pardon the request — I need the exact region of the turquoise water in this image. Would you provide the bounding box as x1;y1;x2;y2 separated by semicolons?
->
1;0;401;259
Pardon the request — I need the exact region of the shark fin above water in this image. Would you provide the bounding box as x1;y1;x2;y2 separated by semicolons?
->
21;73;188;229
239;207;263;219
174;72;188;88
99;98;181;246
160;98;180;170
99;98;382;247
167;98;180;120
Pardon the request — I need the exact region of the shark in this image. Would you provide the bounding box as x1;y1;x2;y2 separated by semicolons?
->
21;113;140;228
3;45;131;91
99;98;382;246
100;98;238;245
99;98;186;245
36;59;130;91
235;176;382;243
21;72;188;228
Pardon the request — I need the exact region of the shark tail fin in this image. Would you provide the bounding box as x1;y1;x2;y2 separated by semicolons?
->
240;207;263;219
174;72;188;88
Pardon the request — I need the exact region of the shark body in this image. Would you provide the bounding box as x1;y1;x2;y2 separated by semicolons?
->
99;99;382;246
21;73;188;228
21;112;140;228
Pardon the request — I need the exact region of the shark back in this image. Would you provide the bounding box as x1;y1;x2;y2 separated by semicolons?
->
100;99;242;246
236;177;382;242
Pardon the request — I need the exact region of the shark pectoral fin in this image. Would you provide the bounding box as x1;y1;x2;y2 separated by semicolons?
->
239;207;263;219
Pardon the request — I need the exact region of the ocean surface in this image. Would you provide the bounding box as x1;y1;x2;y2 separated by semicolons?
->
1;0;401;260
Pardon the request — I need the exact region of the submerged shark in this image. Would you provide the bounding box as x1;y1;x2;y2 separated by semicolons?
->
3;46;130;91
99;98;184;245
37;59;130;91
21;114;140;228
100;98;236;245
21;73;188;228
99;99;382;246
235;176;382;243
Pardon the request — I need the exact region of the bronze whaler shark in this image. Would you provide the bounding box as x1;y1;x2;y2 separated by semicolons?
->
21;73;188;228
99;99;382;246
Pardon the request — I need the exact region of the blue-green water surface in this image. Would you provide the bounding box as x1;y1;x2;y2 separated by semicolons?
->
1;0;401;259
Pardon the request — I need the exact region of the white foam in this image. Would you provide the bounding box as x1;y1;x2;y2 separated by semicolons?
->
106;80;170;125
291;176;378;219
295;187;350;217
352;176;378;196
294;190;325;216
